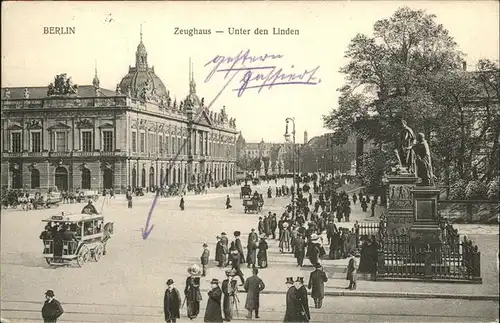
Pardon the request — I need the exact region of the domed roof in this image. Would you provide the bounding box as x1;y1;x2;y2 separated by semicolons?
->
119;69;168;100
118;29;169;102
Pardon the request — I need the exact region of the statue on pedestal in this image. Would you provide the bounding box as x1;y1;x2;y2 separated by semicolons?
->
395;119;416;173
411;133;434;186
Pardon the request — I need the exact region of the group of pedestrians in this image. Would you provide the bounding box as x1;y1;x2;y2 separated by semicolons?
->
163;264;266;323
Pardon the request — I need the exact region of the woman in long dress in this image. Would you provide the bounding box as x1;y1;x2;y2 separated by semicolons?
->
221;269;238;321
185;265;202;319
257;237;268;268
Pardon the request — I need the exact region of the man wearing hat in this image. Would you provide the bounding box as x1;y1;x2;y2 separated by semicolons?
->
257;217;264;235
308;234;322;267
283;277;297;322
204;278;223;322
41;290;64;323
243;268;266;319
295;277;311;322
294;233;306;267
246;230;258;269
233;231;245;264
308;264;328;309
164;279;181;323
229;248;245;286
201;243;210;277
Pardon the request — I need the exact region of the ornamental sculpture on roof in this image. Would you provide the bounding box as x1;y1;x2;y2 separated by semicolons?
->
3;88;10;99
47;74;78;96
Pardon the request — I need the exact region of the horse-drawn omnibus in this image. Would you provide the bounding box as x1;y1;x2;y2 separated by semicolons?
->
41;212;114;267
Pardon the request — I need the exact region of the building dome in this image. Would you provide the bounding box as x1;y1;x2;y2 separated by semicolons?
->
119;68;169;100
118;28;169;101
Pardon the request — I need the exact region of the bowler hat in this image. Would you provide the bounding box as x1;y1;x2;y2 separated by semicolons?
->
285;277;294;284
44;290;55;297
234;231;241;237
210;278;219;285
314;263;322;269
203;243;208;247
166;279;174;285
221;232;227;236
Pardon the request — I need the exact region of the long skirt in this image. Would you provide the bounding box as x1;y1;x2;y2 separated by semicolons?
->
187;300;200;318
223;295;236;320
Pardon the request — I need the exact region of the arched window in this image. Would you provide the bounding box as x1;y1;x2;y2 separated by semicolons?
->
81;168;91;190
31;169;40;189
141;168;146;187
131;168;137;189
149;167;155;188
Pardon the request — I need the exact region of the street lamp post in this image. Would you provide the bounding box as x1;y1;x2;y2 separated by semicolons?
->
284;117;296;219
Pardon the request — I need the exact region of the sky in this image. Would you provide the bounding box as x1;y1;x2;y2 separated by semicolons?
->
1;1;499;143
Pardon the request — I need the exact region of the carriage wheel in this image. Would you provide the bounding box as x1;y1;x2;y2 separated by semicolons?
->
45;258;52;265
76;245;90;267
93;243;104;262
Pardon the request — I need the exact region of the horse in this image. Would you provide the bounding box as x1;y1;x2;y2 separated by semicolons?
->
102;222;114;255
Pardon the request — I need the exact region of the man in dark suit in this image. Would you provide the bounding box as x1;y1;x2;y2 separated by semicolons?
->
229;248;245;286
294;234;306;267
164;279;181;323
243;268;265;319
41;290;64;323
234;231;245;264
200;243;210;277
308;264;328;308
294;277;310;322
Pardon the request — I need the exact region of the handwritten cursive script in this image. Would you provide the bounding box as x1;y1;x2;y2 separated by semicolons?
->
204;49;321;97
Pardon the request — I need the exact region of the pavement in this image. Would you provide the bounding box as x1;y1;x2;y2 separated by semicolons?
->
1;179;499;322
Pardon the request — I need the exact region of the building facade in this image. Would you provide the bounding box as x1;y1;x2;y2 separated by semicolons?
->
1;32;238;193
300;134;372;175
236;134;306;175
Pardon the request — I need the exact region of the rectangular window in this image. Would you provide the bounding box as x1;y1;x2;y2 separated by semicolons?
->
159;135;163;153
165;135;170;154
149;133;155;153
81;131;93;152
55;132;67;152
31;132;41;152
102;131;113;152
11;132;22;152
198;131;204;156
140;132;145;153
131;131;137;152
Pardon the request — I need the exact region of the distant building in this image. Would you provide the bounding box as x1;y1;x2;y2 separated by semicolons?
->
300;134;372;175
1;29;238;192
236;134;304;175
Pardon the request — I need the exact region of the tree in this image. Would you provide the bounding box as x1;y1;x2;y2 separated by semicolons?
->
324;6;499;195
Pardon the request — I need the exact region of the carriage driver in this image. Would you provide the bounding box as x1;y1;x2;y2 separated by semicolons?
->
82;200;98;214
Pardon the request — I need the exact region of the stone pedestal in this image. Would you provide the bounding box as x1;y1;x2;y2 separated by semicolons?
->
385;173;419;235
409;186;443;264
